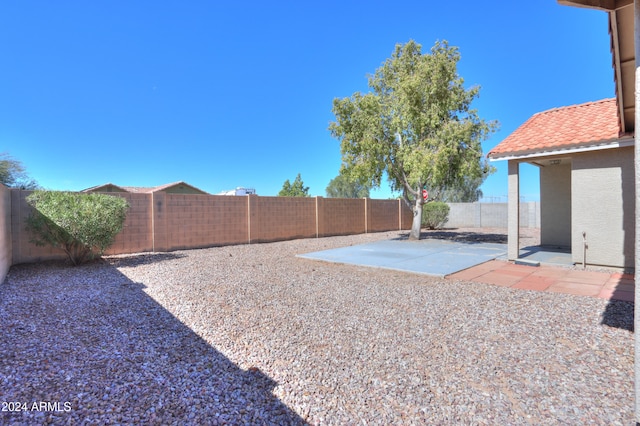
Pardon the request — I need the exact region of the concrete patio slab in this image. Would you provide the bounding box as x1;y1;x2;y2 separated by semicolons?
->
498;246;573;267
297;239;507;277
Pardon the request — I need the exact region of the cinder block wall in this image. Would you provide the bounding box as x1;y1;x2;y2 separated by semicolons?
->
11;190;67;264
249;196;317;243
367;199;402;232
0;184;11;283
400;201;413;229
520;202;541;228
318;197;366;237
105;193;154;255
480;203;508;228
9;190;413;264
446;202;539;228
446;203;478;227
164;193;249;250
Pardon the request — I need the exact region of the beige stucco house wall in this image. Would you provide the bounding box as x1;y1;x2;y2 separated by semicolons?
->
571;147;635;268
540;160;572;248
531;147;635;268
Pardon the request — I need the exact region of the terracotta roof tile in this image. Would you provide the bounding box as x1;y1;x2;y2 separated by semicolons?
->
488;99;621;158
84;181;208;194
121;181;208;194
121;186;153;193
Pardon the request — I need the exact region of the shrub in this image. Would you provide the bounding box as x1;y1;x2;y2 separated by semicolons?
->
422;201;450;230
26;191;129;265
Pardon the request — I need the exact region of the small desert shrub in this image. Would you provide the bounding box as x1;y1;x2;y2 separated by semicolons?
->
422;201;450;230
26;190;129;265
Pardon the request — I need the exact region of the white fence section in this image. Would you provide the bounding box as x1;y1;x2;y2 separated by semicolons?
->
445;202;540;229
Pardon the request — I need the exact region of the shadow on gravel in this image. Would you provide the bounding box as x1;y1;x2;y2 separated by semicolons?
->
0;260;306;425
105;252;187;268
601;300;634;332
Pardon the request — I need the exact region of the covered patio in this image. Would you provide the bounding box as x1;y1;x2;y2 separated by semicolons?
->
488;99;635;271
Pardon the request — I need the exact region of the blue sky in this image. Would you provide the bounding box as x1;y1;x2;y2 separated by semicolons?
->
1;1;612;200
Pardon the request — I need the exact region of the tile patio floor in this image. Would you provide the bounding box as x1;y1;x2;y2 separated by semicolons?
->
447;260;635;302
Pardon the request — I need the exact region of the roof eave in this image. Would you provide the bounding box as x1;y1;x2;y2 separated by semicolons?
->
557;0;632;11
488;136;635;161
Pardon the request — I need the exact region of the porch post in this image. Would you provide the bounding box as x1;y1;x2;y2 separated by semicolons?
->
508;160;520;260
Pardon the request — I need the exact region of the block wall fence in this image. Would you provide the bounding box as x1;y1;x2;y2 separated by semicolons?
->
0;188;541;283
7;190;414;267
445;202;540;229
0;185;11;284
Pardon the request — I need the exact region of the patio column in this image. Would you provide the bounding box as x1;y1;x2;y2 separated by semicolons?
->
508;160;520;260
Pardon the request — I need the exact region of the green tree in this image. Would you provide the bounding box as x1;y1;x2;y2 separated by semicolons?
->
278;173;310;197
26;191;129;265
325;173;371;198
329;40;497;239
0;153;39;189
440;173;493;202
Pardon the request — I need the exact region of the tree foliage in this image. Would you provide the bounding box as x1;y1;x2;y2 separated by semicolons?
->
278;173;310;197
440;173;493;203
329;40;497;239
0;153;39;189
325;173;371;198
26;191;129;265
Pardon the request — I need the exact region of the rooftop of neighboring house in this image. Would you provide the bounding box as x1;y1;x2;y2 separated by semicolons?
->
83;181;208;195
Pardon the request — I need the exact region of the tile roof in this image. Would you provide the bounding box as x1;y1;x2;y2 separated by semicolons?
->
84;181;208;194
121;181;208;194
488;99;623;159
81;183;127;193
120;186;152;193
121;182;180;193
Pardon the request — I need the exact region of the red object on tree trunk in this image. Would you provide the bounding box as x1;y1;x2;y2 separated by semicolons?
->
422;189;428;201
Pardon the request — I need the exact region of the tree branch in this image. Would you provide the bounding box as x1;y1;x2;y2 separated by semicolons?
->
401;169;418;197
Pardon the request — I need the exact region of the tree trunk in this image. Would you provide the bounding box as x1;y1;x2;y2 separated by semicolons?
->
409;197;424;240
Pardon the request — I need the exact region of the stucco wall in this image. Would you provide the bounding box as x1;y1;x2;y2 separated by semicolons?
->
0;184;11;283
540;161;572;247
572;147;635;268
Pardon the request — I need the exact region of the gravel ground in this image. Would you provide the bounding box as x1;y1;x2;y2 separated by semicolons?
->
0;228;633;425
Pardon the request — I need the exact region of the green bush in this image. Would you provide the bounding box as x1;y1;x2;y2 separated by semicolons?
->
26;191;129;265
422;201;450;230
